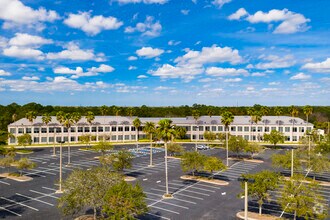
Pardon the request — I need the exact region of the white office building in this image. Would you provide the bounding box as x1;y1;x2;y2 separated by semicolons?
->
8;115;313;145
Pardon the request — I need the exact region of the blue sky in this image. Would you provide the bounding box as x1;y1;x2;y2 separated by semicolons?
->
0;0;329;106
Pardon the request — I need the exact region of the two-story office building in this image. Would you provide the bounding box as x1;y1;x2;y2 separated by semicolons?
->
8;115;313;145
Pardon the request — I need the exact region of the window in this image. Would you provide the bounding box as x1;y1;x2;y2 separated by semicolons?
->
63;127;68;133
285;127;290;132
186;126;191;131
105;127;110;132
41;137;47;143
257;127;262;132
238;126;243;132
71;127;75;132
264;127;269;132
118;135;123;140
118;127;123;132
10;128;16;134
18;128;24;134
306;127;312;132
41;128;47;133
111;127;117;132
230;126;236;132
71;136;75;142
84;127;90;132
111;135;116;141
205;126;210;131
125;126;130;131
64;136;68;142
244;135;249;140
92;127;96;132
252;127;256;132
218;126;223;132
293;127;297;132
49;127;54;133
98;127;103;132
56;127;62;133
131;127;136;131
278;127;283;132
26;128;31;133
212;126;216;131
125;135;130;140
10;137;16;143
34;128;40;133
271;127;276;131
33;137;39;143
131;135;136;140
49;137;54;142
78;127;83;132
285;136;290;141
244;126;249;132
199;126;204;131
56;137;62;142
299;127;305;132
251;135;256;141
292;136;297;141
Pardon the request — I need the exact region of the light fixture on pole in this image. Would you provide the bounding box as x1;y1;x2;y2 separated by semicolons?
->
55;140;65;194
238;177;255;220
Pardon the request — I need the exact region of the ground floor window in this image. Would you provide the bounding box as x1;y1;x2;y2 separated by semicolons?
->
41;137;47;143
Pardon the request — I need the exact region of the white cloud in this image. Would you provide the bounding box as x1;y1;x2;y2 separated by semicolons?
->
148;64;203;80
251;72;265;77
46;42;104;61
54;67;83;74
64;12;123;36
175;45;243;66
224;78;242;82
0;69;11;76
128;56;138;61
125;16;161;37
0;37;8;48
205;67;248;77
3;46;44;60
268;81;280;86
9;33;53;46
290;72;311;80
22;76;40;81
0;0;59;29
88;64;114;73
128;65;137;70
154;86;172;91
255;55;295;69
229;8;310;34
181;10;190;15
212;0;232;8
228;8;248;20
114;0;168;4
137;75;148;79
136;47;164;58
168;40;181;46
261;88;278;92
301;58;330;73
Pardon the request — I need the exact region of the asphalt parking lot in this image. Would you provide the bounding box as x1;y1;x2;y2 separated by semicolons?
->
1;144;328;219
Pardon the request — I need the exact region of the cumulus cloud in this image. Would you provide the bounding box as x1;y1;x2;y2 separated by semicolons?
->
46;42;104;61
128;56;138;61
3;46;44;60
148;64;203;81
9;33;53;46
205;67;248;77
255;55;295;69
0;69;11;76
136;47;164;58
54;67;83;74
22;76;40;81
54;64;114;78
125;16;161;37
181;10;190;15
64;12;123;35
0;0;59;30
175;45;243;66
88;64;114;73
128;66;137;70
301;58;330;73
137;75;148;79
228;8;310;34
290;72;311;80
168;40;181;46
114;0;168;4
212;0;232;8
224;78;242;82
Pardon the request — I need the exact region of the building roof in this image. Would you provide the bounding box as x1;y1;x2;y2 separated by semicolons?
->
9;115;313;127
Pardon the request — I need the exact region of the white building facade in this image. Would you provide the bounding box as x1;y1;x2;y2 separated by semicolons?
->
8;115;313;145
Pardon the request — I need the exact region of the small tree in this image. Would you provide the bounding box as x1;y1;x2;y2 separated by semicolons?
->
244;143;262;159
263;130;285;147
181;151;206;176
203;156;226;179
0;156;15;173
239;171;279;215
204;131;217;142
101;150;133;172
279;175;327;220
17;134;32;148
102;181;148;219
79;134;91;148
16;157;36;176
271;151;302;175
228;136;247;158
167;143;184;156
92;141;113;156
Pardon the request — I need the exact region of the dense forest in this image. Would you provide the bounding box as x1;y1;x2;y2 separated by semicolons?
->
0;102;329;144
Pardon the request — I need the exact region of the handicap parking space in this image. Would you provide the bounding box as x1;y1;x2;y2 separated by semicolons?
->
214;161;260;181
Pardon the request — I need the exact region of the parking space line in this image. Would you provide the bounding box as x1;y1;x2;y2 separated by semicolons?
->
151;205;180;214
146;198;189;209
0;196;39;211
0;180;10;185
173;197;196;204
16;193;54;206
157;185;210;196
29;168;57;175
42;186;57;192
144;212;170;220
168;183;215;193
171;192;204;200
0;206;22;216
29;190;59;199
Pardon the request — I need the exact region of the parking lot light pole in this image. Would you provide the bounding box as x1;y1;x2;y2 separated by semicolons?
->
238;177;255;220
195;126;199;151
56;140;65;194
291;148;294;177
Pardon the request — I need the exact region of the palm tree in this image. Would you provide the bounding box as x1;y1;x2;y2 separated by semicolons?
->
133;118;142;152
274;106;283;129
247;108;255;141
12;113;17;122
221;111;234;166
42;113;52;154
143;122;156;167
72;112;81;143
25;111;37;144
260;106;270;116
86;111;95;142
56;111;65;151
207;108;214;118
157;119;176;197
252;111;262;141
192;109;200;150
289;106;299;142
100;105;108;116
303;105;313;123
62;113;74;165
127;107;134;118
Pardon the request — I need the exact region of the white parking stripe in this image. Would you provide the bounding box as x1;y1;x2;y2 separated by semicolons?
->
172;192;204;200
151;205;180;214
146;198;189;209
0;206;21;216
0;197;39;211
16;193;54;206
29;190;59;199
0;180;10;185
173;197;197;204
42;187;57;192
157;186;210;196
168;183;215;193
145;212;170;220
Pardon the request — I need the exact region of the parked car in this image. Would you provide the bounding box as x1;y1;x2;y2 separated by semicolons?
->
196;145;210;150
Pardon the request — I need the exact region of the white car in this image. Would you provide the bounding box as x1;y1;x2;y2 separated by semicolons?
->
196;145;210;150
